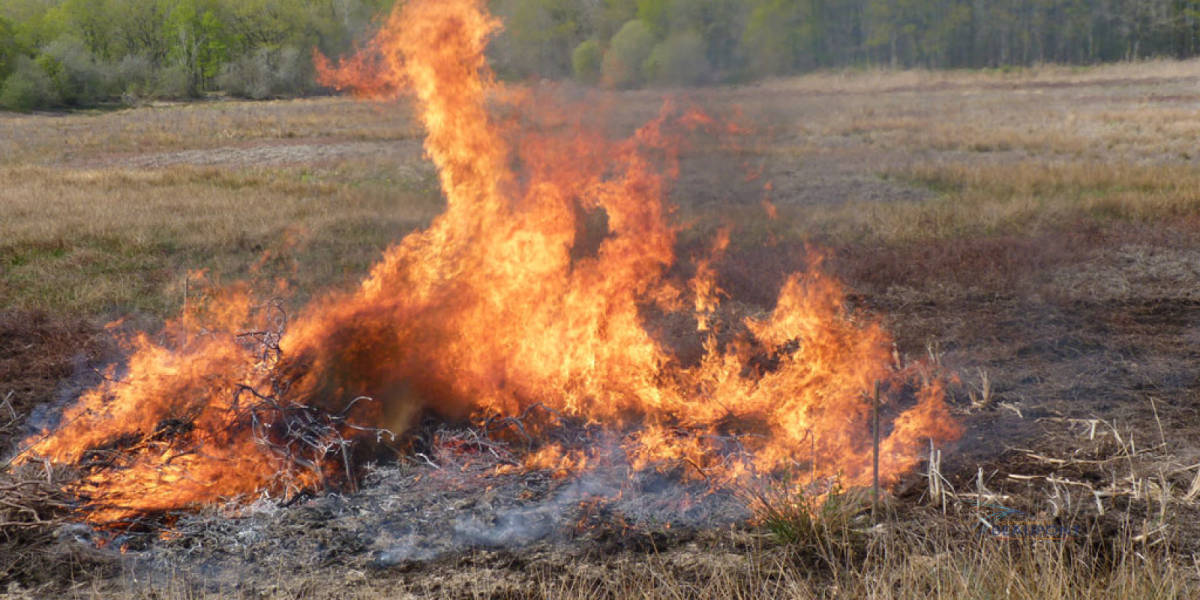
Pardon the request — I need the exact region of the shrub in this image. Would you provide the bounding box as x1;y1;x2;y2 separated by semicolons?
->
114;54;156;100
643;31;710;86
217;46;313;100
601;20;656;89
571;39;602;84
217;48;271;99
37;38;109;106
271;47;313;96
0;56;58;111
488;0;573;79
154;64;192;98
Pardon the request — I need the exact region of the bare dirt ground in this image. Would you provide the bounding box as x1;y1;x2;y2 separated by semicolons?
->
3;61;1200;598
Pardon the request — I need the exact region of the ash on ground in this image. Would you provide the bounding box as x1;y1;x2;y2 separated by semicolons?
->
122;438;749;592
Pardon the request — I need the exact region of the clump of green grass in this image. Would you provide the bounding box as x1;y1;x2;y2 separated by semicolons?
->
743;478;875;576
755;483;865;543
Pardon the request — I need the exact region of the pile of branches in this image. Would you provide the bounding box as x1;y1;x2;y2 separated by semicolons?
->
1;392;106;588
11;301;398;532
235;385;391;496
0;460;76;541
230;301;397;497
0;459;115;587
0;392;73;545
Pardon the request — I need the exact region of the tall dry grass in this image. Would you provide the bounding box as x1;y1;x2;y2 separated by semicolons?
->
5;62;1200;315
85;519;1195;599
0;161;442;315
755;57;1200;96
776;161;1200;245
0;98;421;166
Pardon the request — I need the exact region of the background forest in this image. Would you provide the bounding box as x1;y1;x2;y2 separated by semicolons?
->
3;0;1200;111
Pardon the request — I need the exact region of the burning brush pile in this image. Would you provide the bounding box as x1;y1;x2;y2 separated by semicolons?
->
6;0;959;555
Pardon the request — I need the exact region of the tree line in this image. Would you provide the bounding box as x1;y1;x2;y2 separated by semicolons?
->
0;0;392;110
3;0;1200;111
493;0;1200;86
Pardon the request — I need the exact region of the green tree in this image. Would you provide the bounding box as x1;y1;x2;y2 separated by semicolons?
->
163;0;232;94
866;0;900;66
198;8;229;82
742;0;806;75
636;0;671;36
588;0;639;42
1;0;69;52
61;0;119;59
107;0;169;62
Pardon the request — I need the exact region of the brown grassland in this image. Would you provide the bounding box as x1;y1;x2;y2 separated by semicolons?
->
4;59;1200;598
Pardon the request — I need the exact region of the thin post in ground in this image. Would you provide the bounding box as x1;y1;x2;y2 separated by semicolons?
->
872;380;881;520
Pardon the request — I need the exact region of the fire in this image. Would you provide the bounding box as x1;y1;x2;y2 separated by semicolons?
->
20;0;960;525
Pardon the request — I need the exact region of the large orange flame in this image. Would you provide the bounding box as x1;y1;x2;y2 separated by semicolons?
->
21;0;960;524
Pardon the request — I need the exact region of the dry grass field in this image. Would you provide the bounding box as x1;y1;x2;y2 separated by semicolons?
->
4;59;1200;598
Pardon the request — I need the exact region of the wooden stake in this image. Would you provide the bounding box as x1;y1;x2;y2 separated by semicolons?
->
809;430;816;488
872;380;881;520
181;274;189;347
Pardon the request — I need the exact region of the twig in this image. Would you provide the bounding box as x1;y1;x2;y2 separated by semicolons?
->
1;390;15;422
682;457;711;482
1185;466;1200;503
927;440;953;513
1014;448;1156;466
1149;396;1166;447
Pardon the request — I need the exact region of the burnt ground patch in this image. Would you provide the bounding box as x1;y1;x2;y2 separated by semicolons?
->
0;310;105;453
